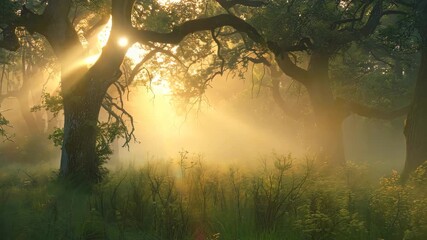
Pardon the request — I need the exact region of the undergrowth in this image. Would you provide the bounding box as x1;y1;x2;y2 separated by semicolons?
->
0;153;426;240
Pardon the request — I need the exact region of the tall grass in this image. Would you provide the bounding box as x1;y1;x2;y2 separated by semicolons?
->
0;153;426;240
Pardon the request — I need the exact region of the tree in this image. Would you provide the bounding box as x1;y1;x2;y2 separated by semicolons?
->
400;0;427;179
245;0;410;164
0;0;263;183
0;34;58;136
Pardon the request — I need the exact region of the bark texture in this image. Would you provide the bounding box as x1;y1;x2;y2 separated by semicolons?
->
403;1;427;179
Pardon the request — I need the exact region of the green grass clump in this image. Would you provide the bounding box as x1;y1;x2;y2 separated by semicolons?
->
0;154;426;240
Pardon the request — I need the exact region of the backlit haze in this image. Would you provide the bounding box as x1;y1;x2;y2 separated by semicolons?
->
84;14;306;165
89;11;405;171
1;0;406;173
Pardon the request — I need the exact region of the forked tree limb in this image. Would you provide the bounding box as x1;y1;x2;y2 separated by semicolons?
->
273;54;310;85
130;14;263;45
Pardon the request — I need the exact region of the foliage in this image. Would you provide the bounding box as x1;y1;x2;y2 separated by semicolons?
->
0;154;426;239
331;42;415;111
405;162;427;239
47;127;63;147
295;168;368;239
96;121;128;163
32;93;64;117
252;153;308;231
371;171;411;239
0;1;20;25
74;0;109;13
0;113;11;139
47;121;128;182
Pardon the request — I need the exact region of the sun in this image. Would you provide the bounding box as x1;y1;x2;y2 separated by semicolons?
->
117;37;129;47
84;15;172;95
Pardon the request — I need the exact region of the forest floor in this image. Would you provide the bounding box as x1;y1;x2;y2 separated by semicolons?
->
0;153;426;240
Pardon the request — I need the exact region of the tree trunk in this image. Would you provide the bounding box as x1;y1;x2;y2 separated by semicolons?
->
60;76;106;182
306;52;345;164
59;38;125;182
403;46;427;178
27;0;122;182
273;50;346;164
402;2;427;180
403;49;427;179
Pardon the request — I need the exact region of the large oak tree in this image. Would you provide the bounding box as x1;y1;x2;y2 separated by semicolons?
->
0;0;262;183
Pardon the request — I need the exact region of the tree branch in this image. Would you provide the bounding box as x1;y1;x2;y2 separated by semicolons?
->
127;50;158;84
216;0;267;9
359;0;385;37
267;40;311;84
84;14;110;39
131;14;263;45
246;56;271;66
336;0;408;44
331;1;370;30
102;92;137;148
271;76;305;121
211;28;225;74
247;56;307;120
336;98;410;120
333;0;384;42
276;54;309;84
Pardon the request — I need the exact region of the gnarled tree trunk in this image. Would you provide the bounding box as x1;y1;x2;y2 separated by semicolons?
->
60;79;106;181
59;34;126;181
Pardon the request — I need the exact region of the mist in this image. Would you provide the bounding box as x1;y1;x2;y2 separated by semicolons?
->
0;70;406;173
97;74;406;174
1;0;425;239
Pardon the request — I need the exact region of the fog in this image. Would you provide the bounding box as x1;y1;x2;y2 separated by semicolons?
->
119;84;303;163
108;76;406;173
0;67;407;176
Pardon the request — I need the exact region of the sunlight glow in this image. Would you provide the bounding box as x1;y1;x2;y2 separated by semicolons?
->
84;54;101;65
151;75;172;95
92;15;172;95
98;17;112;47
126;43;148;63
118;37;129;47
